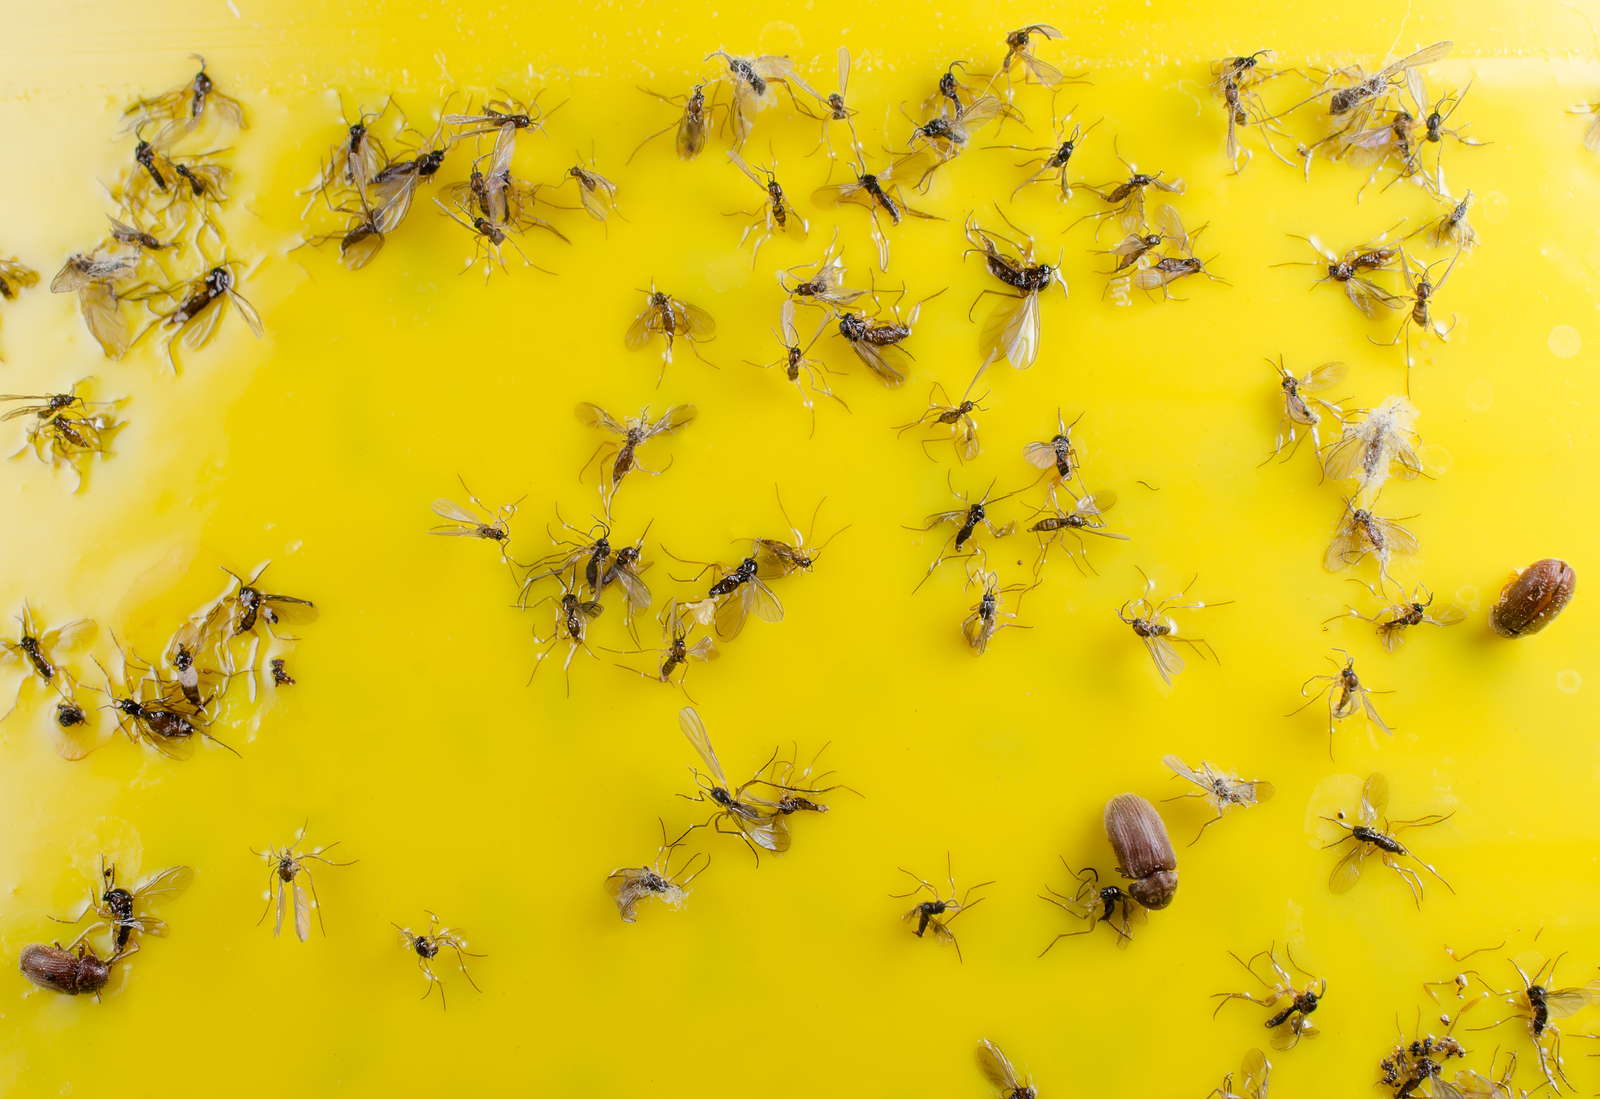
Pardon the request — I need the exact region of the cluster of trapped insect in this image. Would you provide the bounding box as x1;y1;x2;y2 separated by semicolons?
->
5;24;1596;1099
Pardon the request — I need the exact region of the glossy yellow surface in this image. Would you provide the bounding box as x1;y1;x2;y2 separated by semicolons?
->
1;0;1598;1095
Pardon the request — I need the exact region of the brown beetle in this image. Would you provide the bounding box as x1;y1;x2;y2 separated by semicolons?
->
1490;559;1575;638
1104;793;1178;909
19;941;130;996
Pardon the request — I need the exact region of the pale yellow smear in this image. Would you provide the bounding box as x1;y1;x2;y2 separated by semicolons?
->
0;0;1598;1096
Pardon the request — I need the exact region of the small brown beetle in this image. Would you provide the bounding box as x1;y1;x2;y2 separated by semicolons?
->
1104;793;1178;909
1490;559;1575;638
19;941;130;995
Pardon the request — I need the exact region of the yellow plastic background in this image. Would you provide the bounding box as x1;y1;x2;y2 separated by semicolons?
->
0;0;1597;1095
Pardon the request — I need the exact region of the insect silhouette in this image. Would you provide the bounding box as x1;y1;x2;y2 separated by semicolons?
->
1276;232;1403;316
217;563;314;639
1326;580;1464;651
393;912;484;1009
1118;570;1229;686
706;50;818;147
998;23;1081;88
252;821;356;942
1213;945;1328;1050
629;83;712;163
624;284;716;383
749;299;843;428
726;150;807;263
996;111;1100;202
1320;395;1423;501
122;54;246;139
1469;956;1599;1091
1161;755;1274;844
605;820;710;923
576;402;695;513
909;477;1021;591
1027;493;1127;575
527;579;605;695
564;155;621;222
1324;498;1418;588
53;857;193;954
897;380;987;463
962;568;1032;655
976;1039;1038;1099
129;262;264;371
679;706;814;861
1293;651;1392;756
1376;249;1461;390
1263;356;1346;463
1323;772;1452;905
891;853;991;963
1022;409;1085;486
1039;861;1142;951
811;144;939;270
430;477;519;558
1076;147;1185;236
964;212;1066;372
0;603;95;719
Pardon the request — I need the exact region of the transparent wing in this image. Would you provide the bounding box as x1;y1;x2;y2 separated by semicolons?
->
1022;440;1059;470
292;877;312;942
746;577;784;623
181;296;226;351
648;404;696;436
1162;753;1203;787
1361;772;1389;821
1328;843;1367;893
844;335;903;386
679;301;717;340
133;864;194;902
1375;518;1419;557
1323;515;1367;572
80;283;131;358
575;402;624;434
976;1040;1022;1091
954;417;980;462
432;498;479;525
1144;635;1184;685
624;305;657;350
678;706;728;786
1300;361;1347;391
1544;987;1599;1019
981;293;1039;371
226;289;264;337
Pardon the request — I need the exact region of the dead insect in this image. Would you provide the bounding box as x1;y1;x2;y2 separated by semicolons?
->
624;284;716;383
393;912;484;1009
435;196;559;280
726;150;807;263
999;23;1079;88
799;47;859;155
19;941;131;997
1490;558;1576;639
897;380;986;463
1127;206;1226;300
270;658;294;686
1211;1048;1272;1099
706;50;817;147
751;490;846;579
812;145;938;270
122;54;245;139
765;742;852;815
908;477;1021;591
50;673;97;759
1320;395;1423;500
1327;580;1464;651
527;579;605;695
677;706;796;859
10;402;119;486
1294;651;1392;755
964;212;1066;372
106;215;171;252
1104;792;1178;909
906;95;1017;185
749;299;844;424
1324;497;1418;588
777;233;868;309
576;402;695;512
298;198;386;272
1022;409;1084;485
1410;190;1477;251
95;654;236;759
605;820;710;923
50;251;137;359
1118;570;1228;686
926;60;978;117
53;857;193;954
444;95;552;164
961;568;1032;655
0;603;95;716
1376;249;1460;388
129;262;263;371
671;550;784;641
891;853;991;963
430;476;519;558
1039;862;1142;951
1323;772;1452;905
1303;42;1453;137
1161;755;1274;844
1276;231;1403;316
1379;1029;1467;1099
1470;956;1599;1091
1215;54;1295;170
303;99;394;204
369;124;450;233
621;604;717;692
1410;81;1488;189
976;1039;1038;1099
1213;946;1327;1050
0;256;40;303
564;155;621;222
1077;149;1184;236
629;83;712;163
252;822;355;941
833;289;931;388
1026;493;1127;575
996;112;1100;202
1263;355;1347;463
219;563;314;638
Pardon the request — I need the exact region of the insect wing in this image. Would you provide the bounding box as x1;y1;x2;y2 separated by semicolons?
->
678;706;729;787
977;1040;1024;1092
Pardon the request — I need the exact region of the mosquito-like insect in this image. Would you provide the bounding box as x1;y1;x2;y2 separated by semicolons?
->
1022;409;1084;486
1213;945;1328;1050
1076;148;1184;236
707;50;817;147
677;706;800;860
49;673;98;760
302;98;394;207
1276;230;1405;316
905;95;1016;186
1211;1048;1272;1099
564;154;621;222
996;111;1099;201
625;284;715;383
95;651;237;759
1323;772;1452;905
777;232;867;309
576;402;695;512
436;196;560;279
127;262;263;371
833;288;932;388
1320;395;1423;500
1410;190;1477;251
50;251;137;358
1377;249;1460;388
726;149;807;262
620;605;717;693
962;568;1032;655
977;1039;1038;1099
751;489;847;580
965;212;1065;372
1118;570;1229;686
122;55;246;140
671;550;784;641
998;23;1080;89
1470;957;1599;1091
445;94;553;163
430;477;519;557
1324;497;1418;588
1161;755;1273;844
8;392;119;487
1379;1027;1468;1099
530;513;613;599
1326;580;1464;651
53;857;193;954
1215;54;1295;171
217;563;314;639
1124;205;1226;300
925;60;978;117
0;603;95;719
812;144;938;270
1263;356;1346;464
297;185;386;272
393;912;484;1009
765;742;853;815
605;820;710;923
798;46;859;155
1294;42;1453;163
527;580;604;695
596;526;653;639
749;299;843;425
897;380;986;463
629;83;713;163
1294;651;1391;755
253;822;355;942
908;477;1021;591
1039;861;1142;951
369;120;451;233
892;853;991;963
1026;493;1127;575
